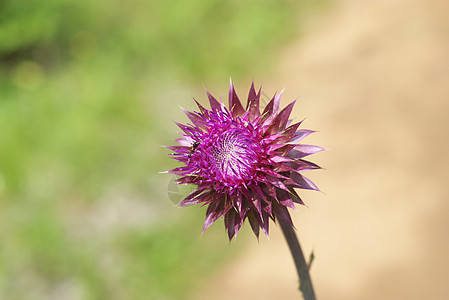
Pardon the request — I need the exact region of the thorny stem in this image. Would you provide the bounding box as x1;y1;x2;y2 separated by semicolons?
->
279;218;317;300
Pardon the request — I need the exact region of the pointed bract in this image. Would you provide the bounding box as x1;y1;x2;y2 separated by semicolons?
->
291;129;315;142
193;98;207;114
247;212;260;238
229;81;246;116
183;109;206;130
206;90;221;110
246;82;261;120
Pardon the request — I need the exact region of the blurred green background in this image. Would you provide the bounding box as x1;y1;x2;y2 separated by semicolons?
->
0;0;321;299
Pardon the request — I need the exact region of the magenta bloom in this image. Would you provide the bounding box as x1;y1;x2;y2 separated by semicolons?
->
167;82;323;240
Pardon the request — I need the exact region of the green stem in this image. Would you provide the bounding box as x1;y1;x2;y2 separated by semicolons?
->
279;218;317;300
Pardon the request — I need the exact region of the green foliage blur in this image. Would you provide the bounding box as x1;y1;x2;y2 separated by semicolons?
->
0;0;318;299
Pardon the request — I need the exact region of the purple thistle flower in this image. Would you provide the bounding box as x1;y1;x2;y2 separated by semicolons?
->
167;82;323;240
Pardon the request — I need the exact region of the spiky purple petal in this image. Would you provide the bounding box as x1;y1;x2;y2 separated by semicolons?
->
168;82;322;240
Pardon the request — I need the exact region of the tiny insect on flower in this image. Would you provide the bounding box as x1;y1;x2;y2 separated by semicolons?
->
188;141;200;158
166;81;323;240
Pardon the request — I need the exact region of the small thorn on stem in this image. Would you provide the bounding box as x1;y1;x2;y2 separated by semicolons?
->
278;218;317;300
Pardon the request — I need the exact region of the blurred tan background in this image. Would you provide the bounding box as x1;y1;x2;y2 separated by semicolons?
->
194;0;449;299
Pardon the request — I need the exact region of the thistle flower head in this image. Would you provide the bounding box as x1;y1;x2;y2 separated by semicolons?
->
167;82;323;240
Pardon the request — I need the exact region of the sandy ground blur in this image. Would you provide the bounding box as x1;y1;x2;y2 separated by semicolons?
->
192;0;449;299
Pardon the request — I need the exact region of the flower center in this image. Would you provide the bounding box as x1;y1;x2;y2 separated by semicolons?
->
209;128;258;182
